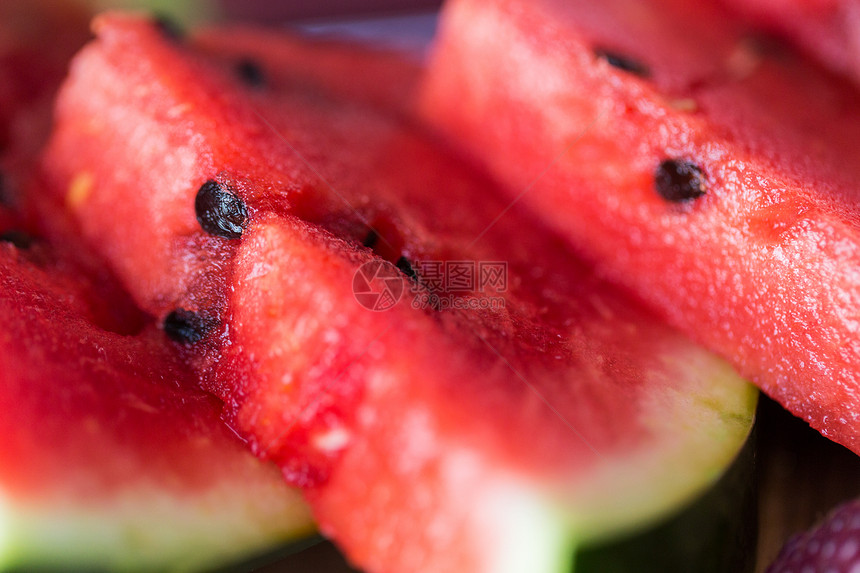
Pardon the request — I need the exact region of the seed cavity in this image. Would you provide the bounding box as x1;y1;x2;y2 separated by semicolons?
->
594;48;650;77
163;309;214;344
395;256;417;280
153;13;183;41
361;215;408;265
195;180;248;239
362;227;380;249
0;230;33;249
668;98;698;113
66;171;94;209
655;159;707;202
0;172;9;206
236;58;266;88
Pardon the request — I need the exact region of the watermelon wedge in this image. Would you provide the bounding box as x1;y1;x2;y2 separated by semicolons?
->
0;205;314;571
421;0;860;454
37;14;756;572
0;10;314;560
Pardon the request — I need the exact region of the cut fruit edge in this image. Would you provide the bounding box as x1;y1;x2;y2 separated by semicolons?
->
29;11;760;572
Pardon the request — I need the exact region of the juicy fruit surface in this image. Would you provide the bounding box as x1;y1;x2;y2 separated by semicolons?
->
192;25;422;114
0;33;312;557
39;14;756;572
0;7;316;570
766;499;860;572
421;0;860;454
0;232;314;570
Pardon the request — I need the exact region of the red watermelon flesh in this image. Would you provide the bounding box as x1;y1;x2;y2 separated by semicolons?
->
192;25;422;114
0;205;314;570
420;0;860;454
39;14;755;572
0;8;315;568
719;0;860;85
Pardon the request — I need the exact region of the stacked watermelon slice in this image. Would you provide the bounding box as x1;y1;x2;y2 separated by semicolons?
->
31;12;759;572
0;215;314;570
2;0;859;571
421;0;860;456
0;4;316;570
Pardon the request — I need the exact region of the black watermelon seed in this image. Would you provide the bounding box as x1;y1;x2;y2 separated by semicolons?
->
594;48;650;77
362;227;380;249
655;159;708;202
236;58;266;88
163;309;213;344
153;13;183;41
195;180;249;239
395;255;417;280
0;172;9;206
0;230;33;249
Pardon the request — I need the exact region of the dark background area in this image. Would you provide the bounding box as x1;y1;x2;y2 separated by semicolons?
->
221;0;443;22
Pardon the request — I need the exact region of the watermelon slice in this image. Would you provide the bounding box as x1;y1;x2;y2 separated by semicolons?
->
719;0;860;85
37;14;756;572
0;206;315;570
0;195;317;569
421;0;860;454
0;9;314;559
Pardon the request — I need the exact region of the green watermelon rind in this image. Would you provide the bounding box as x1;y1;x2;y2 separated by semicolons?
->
462;350;756;573
564;350;757;544
0;483;315;572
